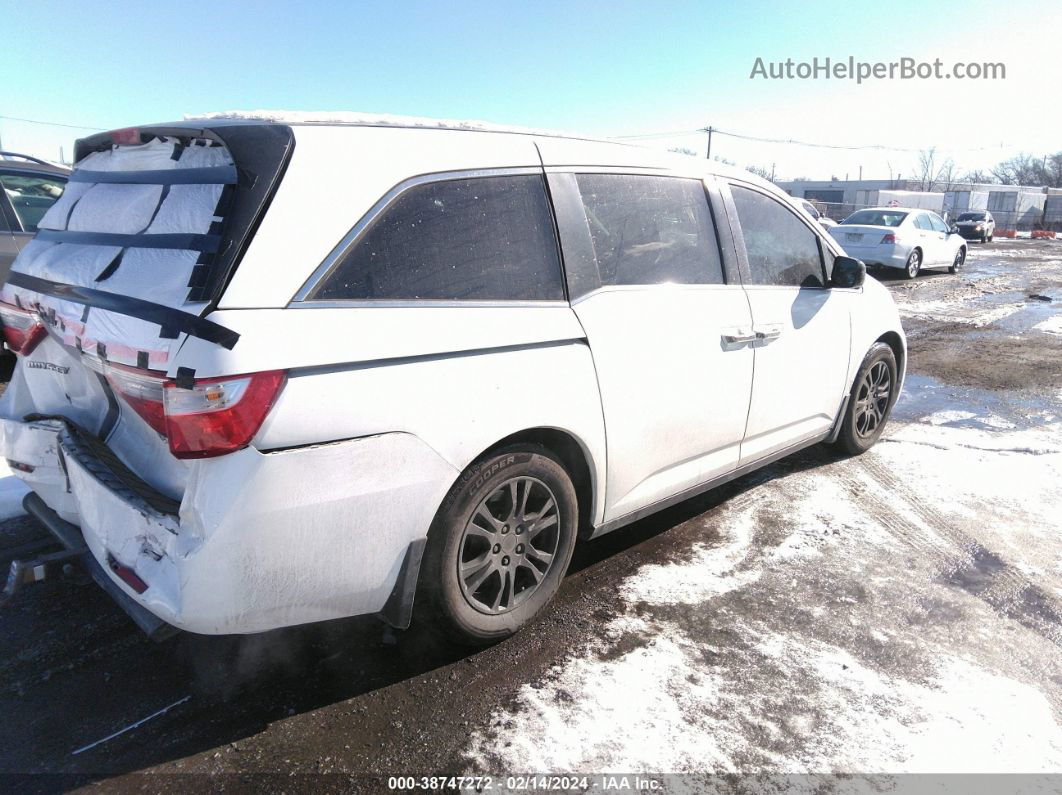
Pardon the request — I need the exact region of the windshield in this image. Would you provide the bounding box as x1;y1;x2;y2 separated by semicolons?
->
842;209;908;227
958;212;987;221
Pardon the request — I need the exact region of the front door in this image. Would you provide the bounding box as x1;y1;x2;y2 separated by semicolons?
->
549;171;754;522
724;182;852;463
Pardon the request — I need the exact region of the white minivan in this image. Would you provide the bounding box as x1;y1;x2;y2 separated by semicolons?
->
0;117;906;644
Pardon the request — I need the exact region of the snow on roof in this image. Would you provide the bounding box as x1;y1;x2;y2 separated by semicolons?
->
184;110;588;141
182;111;770;186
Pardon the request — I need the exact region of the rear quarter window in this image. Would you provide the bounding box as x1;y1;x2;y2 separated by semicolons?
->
312;175;564;301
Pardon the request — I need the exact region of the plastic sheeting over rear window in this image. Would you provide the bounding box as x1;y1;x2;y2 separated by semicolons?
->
1;138;232;368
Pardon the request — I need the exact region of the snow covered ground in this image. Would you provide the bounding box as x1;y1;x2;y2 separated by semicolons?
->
464;375;1062;776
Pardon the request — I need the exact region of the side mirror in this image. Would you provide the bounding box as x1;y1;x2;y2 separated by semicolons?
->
832;255;865;289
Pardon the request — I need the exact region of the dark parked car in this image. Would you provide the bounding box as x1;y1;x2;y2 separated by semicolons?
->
954;211;995;243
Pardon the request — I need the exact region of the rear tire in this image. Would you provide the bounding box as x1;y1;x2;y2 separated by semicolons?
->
903;249;921;279
417;444;578;646
834;343;899;456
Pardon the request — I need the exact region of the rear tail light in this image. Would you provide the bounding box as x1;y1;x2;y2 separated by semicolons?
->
0;303;47;355
105;366;168;436
880;233;897;244
165;371;286;459
106;365;286;459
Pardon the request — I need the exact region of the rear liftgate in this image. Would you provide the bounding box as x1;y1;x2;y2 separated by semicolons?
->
0;123;294;633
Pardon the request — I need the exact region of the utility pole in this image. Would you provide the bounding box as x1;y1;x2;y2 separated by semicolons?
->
770;163;775;182
705;126;713;160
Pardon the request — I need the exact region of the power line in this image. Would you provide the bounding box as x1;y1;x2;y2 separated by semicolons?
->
0;114;106;132
613;125;1007;154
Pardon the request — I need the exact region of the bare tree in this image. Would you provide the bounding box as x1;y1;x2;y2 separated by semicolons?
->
1047;153;1062;188
916;148;938;191
936;158;958;192
914;148;959;191
668;147;698;157
745;164;774;182
963;169;995;185
980;152;1062;187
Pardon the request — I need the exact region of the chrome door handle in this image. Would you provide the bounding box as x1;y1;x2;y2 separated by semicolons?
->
721;332;757;344
755;329;782;342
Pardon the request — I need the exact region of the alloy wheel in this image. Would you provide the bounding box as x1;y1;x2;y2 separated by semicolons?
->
854;361;892;438
457;476;561;614
907;251;921;278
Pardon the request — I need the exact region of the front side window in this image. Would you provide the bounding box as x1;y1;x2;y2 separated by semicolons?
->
0;173;66;232
574;174;724;286
312;175;564;301
731;185;825;288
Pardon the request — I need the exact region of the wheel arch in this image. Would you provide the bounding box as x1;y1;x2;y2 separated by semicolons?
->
875;330;906;388
479;427;598;538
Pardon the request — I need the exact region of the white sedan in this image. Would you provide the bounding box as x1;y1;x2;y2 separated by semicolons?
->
829;207;968;279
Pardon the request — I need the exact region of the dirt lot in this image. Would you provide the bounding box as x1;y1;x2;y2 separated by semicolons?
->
2;240;1061;789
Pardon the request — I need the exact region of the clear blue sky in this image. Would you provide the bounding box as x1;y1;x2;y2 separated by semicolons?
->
5;0;1059;179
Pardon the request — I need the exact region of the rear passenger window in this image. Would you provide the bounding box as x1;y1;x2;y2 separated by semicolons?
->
730;186;825;288
312;175;564;301
915;214;933;231
574;174;724;287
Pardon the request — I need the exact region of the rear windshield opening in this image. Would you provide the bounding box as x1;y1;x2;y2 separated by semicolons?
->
842;210;908;227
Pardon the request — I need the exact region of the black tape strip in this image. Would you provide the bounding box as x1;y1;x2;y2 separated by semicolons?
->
80;304;90;323
184;182;237;303
137;351;149;370
175;367;196;389
5;272;240;350
67;165;238;185
171;141;186;161
97;342;107;360
35;229;221;253
95;250;124;282
186;264;210;288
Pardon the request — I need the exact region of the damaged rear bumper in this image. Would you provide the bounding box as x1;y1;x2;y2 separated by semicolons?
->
21;491;177;639
1;416;458;635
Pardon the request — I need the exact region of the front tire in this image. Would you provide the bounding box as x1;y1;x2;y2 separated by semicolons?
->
418;444;578;645
903;249;921;279
834;343;899;456
948;248;965;274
